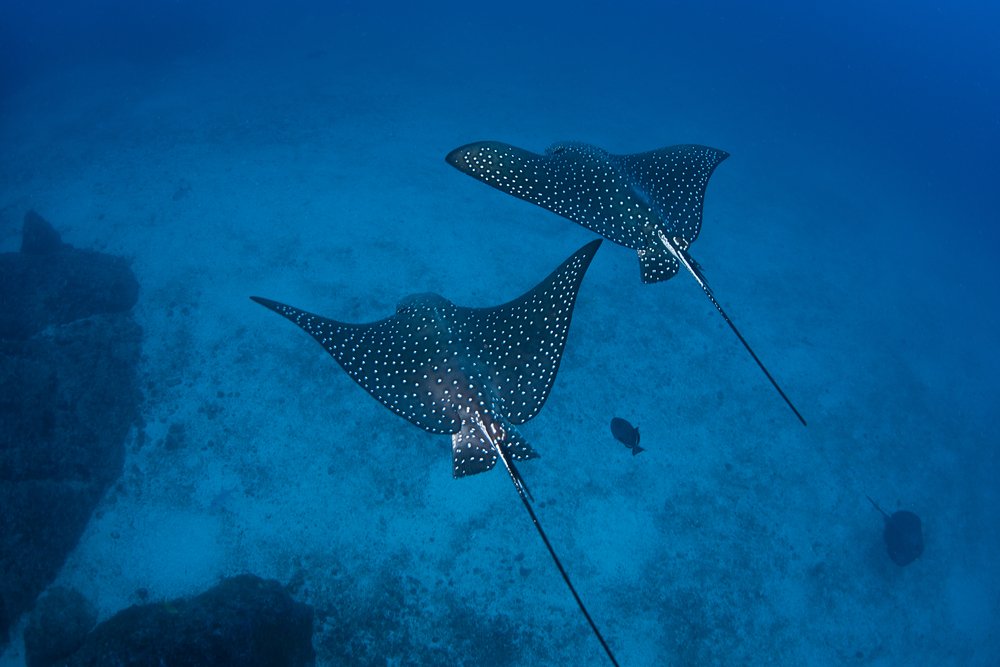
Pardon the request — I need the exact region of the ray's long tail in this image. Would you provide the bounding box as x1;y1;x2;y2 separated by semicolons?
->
657;231;807;426
485;430;620;666
866;494;890;519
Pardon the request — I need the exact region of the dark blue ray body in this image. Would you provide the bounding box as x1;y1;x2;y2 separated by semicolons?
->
251;239;620;665
446;140;806;426
447;141;727;284
251;239;600;463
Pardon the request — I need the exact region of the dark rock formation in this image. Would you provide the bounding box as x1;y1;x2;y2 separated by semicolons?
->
24;586;97;667
0;211;142;643
21;210;69;255
0;210;138;341
62;575;314;666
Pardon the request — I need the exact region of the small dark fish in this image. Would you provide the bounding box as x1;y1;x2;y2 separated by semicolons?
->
610;417;643;456
866;495;924;566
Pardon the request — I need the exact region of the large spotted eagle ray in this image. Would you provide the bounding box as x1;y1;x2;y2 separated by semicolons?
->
251;240;620;665
446;141;806;426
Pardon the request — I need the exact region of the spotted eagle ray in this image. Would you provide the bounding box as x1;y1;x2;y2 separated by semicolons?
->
866;495;924;567
251;240;619;665
446;141;806;426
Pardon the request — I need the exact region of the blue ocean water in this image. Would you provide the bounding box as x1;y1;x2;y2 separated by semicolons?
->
1;1;997;665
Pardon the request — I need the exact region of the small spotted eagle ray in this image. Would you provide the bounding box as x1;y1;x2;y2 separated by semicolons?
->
446;141;806;426
251;239;620;666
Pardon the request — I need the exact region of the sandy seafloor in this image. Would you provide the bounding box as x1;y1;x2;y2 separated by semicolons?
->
1;6;998;666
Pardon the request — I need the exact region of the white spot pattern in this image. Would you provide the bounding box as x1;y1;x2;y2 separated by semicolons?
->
250;239;600;478
446;141;728;284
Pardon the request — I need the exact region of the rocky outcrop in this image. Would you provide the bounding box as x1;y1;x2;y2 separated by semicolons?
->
49;575;315;667
23;586;97;667
0;211;142;643
0;210;138;340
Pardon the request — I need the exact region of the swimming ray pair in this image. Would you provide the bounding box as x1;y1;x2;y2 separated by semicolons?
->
252;240;620;665
446;140;806;426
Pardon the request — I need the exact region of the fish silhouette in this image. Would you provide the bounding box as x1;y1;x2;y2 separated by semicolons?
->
866;495;924;566
446;140;806;426
251;240;620;665
610;417;643;456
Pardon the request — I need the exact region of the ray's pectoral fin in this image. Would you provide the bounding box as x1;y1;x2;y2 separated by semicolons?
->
253;239;618;666
501;425;540;462
452;421;498;478
636;244;680;284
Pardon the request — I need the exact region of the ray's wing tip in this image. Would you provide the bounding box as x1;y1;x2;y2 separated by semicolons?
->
250;295;288;314
580;238;603;260
445;140;492;164
558;239;601;283
680;143;729;164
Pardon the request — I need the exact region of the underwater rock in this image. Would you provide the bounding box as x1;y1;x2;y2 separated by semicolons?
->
0;210;138;341
63;575;315;666
20;210;69;255
24;586;97;667
0;212;142;643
